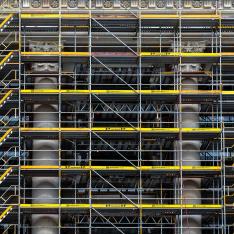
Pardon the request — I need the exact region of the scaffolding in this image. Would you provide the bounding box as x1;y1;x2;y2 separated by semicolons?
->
0;0;233;233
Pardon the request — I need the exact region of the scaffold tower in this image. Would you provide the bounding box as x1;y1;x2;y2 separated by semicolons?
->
0;0;233;233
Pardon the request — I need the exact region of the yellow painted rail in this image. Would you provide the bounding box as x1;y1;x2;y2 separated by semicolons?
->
141;52;220;57
20;89;221;95
20;51;234;58
0;14;13;30
162;71;212;76
21;51;89;57
20;13;220;20
20;89;234;96
0;128;13;144
0;52;14;67
141;14;220;19
0;167;13;184
20;165;221;171
21;89;179;94
20;127;221;134
0;90;13;107
20;203;222;209
141;52;234;57
21;13;89;19
0;206;13;222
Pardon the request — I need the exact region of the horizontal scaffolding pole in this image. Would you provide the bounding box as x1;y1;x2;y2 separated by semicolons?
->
20;89;221;95
20;13;221;20
21;52;88;57
20;165;221;171
20;51;234;57
19;203;222;209
20;127;221;133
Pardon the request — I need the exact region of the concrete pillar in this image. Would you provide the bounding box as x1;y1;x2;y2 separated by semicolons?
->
174;41;206;234
29;41;59;234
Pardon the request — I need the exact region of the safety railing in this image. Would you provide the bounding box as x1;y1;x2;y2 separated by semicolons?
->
0;146;18;168
0;70;18;89
0;32;17;49
0;14;14;32
0;166;13;185
0;205;13;223
0;185;17;205
0;108;18;127
0;51;14;71
0;90;13;108
0;128;13;146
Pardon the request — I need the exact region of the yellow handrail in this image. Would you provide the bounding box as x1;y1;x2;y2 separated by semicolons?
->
0;90;13;107
0;51;14;67
0;14;13;30
20;89;221;95
0;128;13;144
0;167;13;183
20;51;234;57
20;127;221;133
20;203;222;209
20;165;221;171
0;206;12;222
20;13;220;20
21;51;88;56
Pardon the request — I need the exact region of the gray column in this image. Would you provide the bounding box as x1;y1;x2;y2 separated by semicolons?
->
29;41;59;234
174;41;206;234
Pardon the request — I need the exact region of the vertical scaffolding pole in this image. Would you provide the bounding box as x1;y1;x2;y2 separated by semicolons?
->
138;2;142;233
58;2;62;233
219;9;226;234
89;1;92;233
18;2;21;233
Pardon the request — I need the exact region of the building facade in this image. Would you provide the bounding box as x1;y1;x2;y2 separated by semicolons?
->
0;0;233;233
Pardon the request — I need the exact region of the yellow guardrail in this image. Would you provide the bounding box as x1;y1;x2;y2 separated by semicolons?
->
20;89;178;94
0;14;13;30
0;167;13;184
20;51;234;58
19;89;234;96
0;128;13;144
20;165;221;171
0;51;14;68
20;89;221;95
20;127;221;133
0;206;12;222
140;14;220;19
20;13;220;20
0;90;13;107
141;52;220;57
21;51;89;56
20;203;222;209
21;14;90;19
162;71;212;76
222;91;234;95
141;52;234;57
